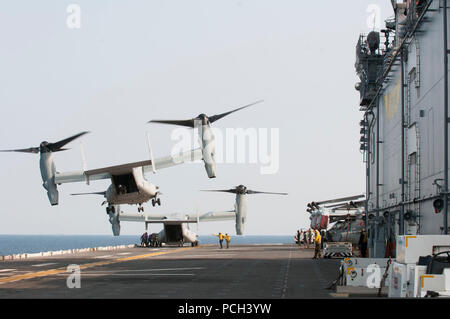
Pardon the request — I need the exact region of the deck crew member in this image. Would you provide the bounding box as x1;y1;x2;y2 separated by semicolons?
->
307;229;312;248
313;229;322;259
358;230;367;257
303;231;309;249
225;233;231;249
216;232;224;249
141;232;148;247
296;230;302;247
321;230;327;250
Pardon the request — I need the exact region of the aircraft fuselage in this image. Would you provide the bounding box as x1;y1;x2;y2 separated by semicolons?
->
158;223;198;246
106;167;158;205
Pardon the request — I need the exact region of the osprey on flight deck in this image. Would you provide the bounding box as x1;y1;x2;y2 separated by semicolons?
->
121;184;288;242
0;101;265;236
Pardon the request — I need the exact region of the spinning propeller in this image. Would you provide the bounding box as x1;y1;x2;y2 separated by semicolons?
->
201;184;288;196
148;100;264;127
0;132;90;154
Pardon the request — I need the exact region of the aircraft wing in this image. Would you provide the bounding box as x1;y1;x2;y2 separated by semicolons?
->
119;212;169;222
119;210;235;224
197;210;236;222
119;212;199;224
143;148;203;173
54;148;203;184
144;220;198;224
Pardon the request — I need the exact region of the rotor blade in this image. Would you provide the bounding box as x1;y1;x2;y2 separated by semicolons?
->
200;189;238;194
71;191;106;196
325;203;350;209
208;100;264;123
148;119;196;128
315;194;365;206
52;148;70;153
246;190;288;195
48;131;90;151
328;200;366;210
0;147;40;154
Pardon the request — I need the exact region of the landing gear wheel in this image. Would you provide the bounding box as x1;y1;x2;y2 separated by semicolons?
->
152;199;156;207
157;198;161;206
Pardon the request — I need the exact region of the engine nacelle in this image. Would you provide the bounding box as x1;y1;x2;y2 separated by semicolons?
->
235;195;247;235
40;153;59;205
107;205;121;236
199;125;217;178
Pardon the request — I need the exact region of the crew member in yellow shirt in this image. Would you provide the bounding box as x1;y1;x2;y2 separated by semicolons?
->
313;229;322;259
225;233;231;248
215;232;224;249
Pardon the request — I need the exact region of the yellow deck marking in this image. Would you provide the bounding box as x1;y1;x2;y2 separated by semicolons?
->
0;247;193;285
421;275;434;288
405;236;417;248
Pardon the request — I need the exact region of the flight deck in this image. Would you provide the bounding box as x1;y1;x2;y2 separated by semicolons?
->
0;244;341;299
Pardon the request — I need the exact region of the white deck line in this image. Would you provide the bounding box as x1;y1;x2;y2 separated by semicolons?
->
1;244;136;261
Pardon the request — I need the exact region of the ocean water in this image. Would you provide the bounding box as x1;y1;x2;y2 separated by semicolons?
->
0;235;138;256
0;234;294;256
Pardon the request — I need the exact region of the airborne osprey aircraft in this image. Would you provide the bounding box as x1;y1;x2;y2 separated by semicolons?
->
1;101;266;235
0;131;213;235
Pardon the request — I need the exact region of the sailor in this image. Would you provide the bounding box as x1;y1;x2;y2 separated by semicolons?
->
320;230;326;250
225;233;231;249
118;184;127;195
146;233;151;247
217;232;224;249
140;232;148;247
307;229;312;248
153;233;160;247
148;233;153;247
303;231;309;249
358;230;368;257
313;229;322;259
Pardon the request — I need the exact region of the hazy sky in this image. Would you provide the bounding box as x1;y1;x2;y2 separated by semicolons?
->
0;1;394;236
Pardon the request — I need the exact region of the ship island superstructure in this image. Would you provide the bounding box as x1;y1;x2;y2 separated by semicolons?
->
356;0;449;258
